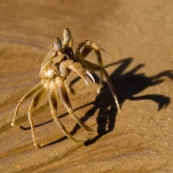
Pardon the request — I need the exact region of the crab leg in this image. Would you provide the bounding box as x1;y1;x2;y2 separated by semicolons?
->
75;40;107;57
79;59;120;110
93;48;103;93
27;88;46;148
11;82;43;127
48;87;82;142
75;41;106;92
55;78;93;131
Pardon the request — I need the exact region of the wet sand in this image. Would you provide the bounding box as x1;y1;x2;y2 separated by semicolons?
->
0;0;173;172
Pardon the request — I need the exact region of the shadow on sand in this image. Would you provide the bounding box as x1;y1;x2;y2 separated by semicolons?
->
21;57;173;147
70;57;173;146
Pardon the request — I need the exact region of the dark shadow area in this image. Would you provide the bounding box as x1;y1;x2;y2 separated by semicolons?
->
20;57;173;147
108;57;173;109
71;57;173;146
20;120;53;130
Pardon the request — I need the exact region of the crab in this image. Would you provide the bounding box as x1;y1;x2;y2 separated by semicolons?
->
11;28;120;148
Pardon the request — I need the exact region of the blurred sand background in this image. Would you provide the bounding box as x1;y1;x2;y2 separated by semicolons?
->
0;0;173;172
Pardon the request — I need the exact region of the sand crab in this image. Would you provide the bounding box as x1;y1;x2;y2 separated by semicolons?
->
11;28;120;148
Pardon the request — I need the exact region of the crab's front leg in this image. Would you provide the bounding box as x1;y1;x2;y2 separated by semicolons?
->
55;77;93;132
75;40;107;59
79;59;120;110
75;40;107;92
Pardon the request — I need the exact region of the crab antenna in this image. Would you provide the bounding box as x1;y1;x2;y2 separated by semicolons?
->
54;37;62;51
63;28;72;45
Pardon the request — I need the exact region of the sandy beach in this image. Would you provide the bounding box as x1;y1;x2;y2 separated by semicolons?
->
0;0;173;172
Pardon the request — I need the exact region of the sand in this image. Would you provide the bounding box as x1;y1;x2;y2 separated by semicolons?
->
0;0;173;172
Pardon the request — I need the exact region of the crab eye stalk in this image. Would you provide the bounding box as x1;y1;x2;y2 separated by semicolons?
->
54;37;62;51
63;28;71;43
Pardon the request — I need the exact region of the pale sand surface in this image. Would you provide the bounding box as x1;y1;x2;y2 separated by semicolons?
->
0;0;173;172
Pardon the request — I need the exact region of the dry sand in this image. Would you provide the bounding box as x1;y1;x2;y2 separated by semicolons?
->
0;0;173;172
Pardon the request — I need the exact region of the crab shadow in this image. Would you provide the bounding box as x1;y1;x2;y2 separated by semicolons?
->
69;57;173;146
21;57;173;147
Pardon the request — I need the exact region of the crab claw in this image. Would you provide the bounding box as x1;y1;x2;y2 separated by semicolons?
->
54;37;62;51
60;60;90;86
86;70;95;83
